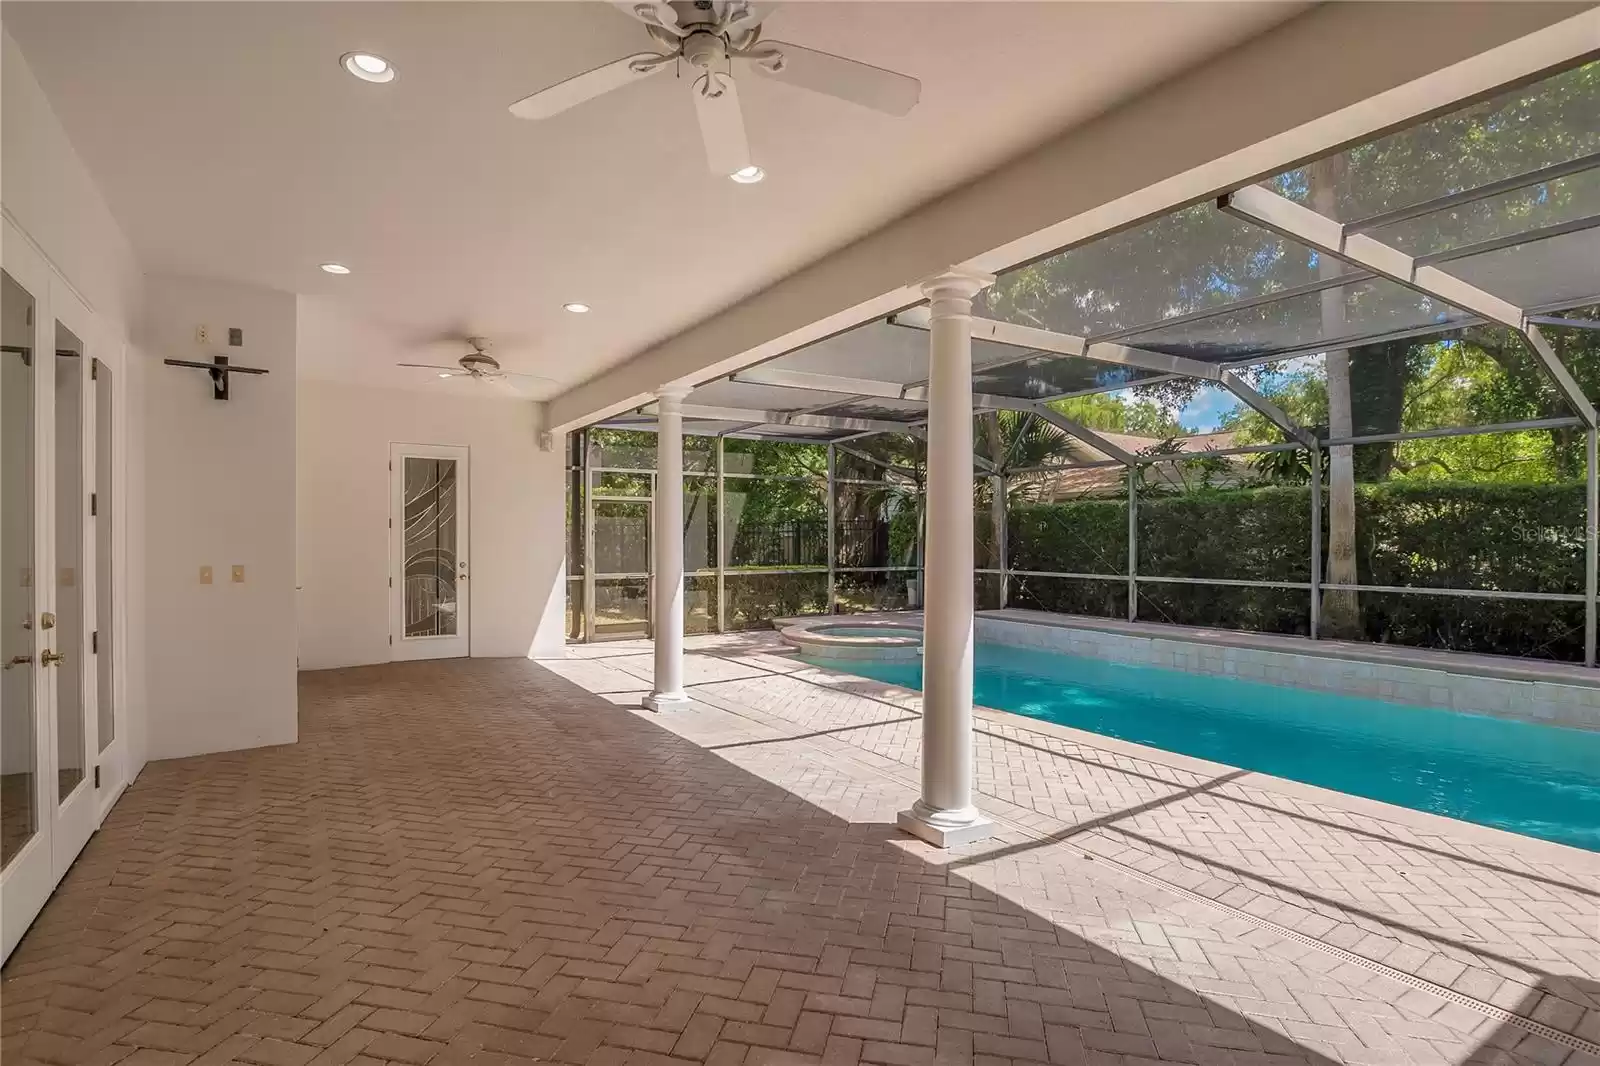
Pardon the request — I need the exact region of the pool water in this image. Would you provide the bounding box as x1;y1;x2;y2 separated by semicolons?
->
813;626;921;639
803;642;1600;851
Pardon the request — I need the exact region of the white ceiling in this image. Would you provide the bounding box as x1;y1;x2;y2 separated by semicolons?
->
4;1;1297;400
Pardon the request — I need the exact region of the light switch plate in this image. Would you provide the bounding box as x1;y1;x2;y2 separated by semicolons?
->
231;565;245;583
199;565;213;585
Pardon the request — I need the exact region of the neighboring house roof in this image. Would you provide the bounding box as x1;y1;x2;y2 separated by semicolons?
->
1023;429;1252;500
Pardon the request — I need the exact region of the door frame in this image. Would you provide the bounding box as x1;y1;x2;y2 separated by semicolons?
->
1;216;131;965
2;225;56;961
48;279;100;883
389;443;470;661
91;344;129;819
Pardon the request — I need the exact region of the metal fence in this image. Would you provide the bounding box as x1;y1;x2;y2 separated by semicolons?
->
567;423;1595;664
566;432;922;641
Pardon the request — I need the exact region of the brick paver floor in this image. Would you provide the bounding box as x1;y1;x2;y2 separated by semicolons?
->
4;637;1598;1066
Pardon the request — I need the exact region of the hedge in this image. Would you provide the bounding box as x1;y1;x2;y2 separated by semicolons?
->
1006;481;1586;660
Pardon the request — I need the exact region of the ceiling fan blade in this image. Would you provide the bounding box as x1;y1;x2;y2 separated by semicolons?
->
610;1;682;35
692;73;752;177
744;41;919;116
487;375;523;395
722;1;777;35
397;362;461;371
500;370;559;383
509;52;675;120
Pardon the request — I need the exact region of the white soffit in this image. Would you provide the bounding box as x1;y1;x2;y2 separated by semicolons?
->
1;1;1299;399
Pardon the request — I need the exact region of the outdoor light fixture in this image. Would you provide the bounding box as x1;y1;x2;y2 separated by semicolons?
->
563;302;591;314
341;52;396;83
730;165;765;184
320;263;351;275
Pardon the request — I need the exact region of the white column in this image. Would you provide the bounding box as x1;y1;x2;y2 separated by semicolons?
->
644;384;692;711
898;267;995;848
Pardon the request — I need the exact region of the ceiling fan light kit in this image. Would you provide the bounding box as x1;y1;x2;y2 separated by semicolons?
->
508;1;920;179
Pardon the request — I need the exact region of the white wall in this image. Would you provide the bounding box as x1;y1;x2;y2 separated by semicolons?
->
296;377;566;671
143;276;298;759
2;26;150;784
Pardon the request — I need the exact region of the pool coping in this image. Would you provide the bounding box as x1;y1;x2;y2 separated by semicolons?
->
783;608;1600;686
777;618;923;661
984;608;1600;687
774;614;1600;870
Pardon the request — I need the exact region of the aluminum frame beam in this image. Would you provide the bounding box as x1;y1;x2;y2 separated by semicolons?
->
1530;314;1600;331
1027;406;1136;465
642;401;910;436
1418;212;1600;267
732;367;905;401
1219;183;1598;428
734;364;1136;465
893;307;1316;448
1345;150;1600;234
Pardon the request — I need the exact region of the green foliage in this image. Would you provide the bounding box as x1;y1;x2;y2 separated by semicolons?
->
1010;480;1586;659
1009;498;1128;575
722;438;828;477
1357;480;1583;595
1052;394;1187;437
724;572;828;631
1250;448;1311;486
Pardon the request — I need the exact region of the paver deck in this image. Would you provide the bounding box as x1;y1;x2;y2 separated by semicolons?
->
4;633;1598;1066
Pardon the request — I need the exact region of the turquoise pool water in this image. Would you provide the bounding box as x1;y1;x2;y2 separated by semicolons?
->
803;642;1600;851
813;626;921;639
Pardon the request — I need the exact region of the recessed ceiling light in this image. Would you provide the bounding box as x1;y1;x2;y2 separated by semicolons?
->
437;372;452;378
320;263;351;275
341;52;395;83
563;302;591;314
729;165;765;184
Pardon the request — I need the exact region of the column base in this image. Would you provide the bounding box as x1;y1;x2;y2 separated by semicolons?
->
897;801;994;848
642;691;691;713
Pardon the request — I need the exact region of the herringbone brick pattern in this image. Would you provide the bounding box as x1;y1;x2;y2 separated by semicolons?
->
546;634;1600;1062
2;645;1594;1066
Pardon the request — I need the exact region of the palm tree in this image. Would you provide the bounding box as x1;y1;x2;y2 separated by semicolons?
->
973;411;1083;575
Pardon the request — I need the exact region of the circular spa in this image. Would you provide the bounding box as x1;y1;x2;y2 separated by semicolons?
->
778;619;924;661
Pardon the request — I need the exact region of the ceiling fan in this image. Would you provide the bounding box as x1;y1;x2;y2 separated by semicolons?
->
508;1;921;178
398;337;555;393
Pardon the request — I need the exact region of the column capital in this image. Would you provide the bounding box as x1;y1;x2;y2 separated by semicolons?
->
918;266;996;305
655;383;693;410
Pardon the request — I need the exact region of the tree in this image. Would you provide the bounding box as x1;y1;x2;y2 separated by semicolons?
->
1053;392;1187;437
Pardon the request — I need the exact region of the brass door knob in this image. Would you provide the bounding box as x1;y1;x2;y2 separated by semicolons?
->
4;654;31;670
40;650;65;667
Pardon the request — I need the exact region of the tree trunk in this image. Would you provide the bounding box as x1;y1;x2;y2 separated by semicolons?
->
1310;157;1361;637
1348;341;1410;481
982;413;1008;572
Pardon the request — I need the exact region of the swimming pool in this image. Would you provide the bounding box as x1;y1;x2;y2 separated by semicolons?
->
803;642;1600;851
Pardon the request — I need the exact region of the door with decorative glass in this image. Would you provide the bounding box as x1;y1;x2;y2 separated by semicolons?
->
2;222;107;963
390;444;470;660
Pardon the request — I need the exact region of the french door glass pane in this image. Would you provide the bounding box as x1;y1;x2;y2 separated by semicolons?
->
2;269;37;866
95;359;114;753
403;457;458;637
55;322;85;800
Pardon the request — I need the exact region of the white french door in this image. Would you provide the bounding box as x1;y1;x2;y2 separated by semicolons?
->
2;222;117;963
390;444;470;661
